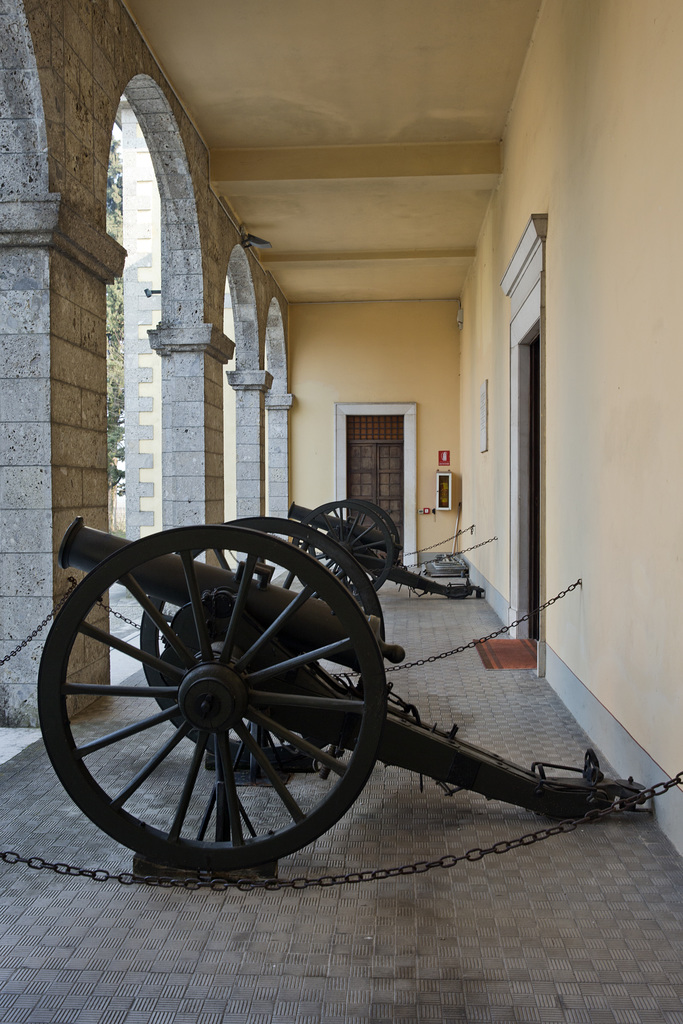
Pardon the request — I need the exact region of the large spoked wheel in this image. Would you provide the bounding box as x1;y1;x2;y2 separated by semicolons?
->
229;517;385;632
139;516;385;695
39;525;387;874
354;500;402;558
302;500;397;591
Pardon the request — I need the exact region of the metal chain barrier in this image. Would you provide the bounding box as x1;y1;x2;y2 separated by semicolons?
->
98;600;141;631
0;575;144;667
454;535;498;557
1;770;680;892
399;533;498;577
0;577;79;667
385;579;582;674
400;524;475;567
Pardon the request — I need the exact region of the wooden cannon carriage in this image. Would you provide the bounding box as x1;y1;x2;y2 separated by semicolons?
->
38;518;641;875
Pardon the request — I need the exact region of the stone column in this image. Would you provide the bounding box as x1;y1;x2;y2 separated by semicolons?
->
148;323;234;528
265;392;293;519
0;196;125;725
227;369;273;518
0;197;59;724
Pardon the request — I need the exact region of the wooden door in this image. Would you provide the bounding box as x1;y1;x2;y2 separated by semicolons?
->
346;416;404;541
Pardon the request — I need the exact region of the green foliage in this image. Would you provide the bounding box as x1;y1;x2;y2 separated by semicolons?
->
107;134;125;523
107;133;123;245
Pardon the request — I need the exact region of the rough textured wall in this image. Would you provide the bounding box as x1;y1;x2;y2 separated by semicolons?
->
0;0;287;723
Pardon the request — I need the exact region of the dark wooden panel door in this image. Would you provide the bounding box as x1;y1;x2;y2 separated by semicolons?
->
346;416;404;541
377;442;403;536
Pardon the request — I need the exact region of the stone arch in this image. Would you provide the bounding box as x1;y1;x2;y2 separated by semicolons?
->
264;297;292;518
225;244;271;517
264;297;287;395
226;244;259;368
0;0;50;201
123;75;203;327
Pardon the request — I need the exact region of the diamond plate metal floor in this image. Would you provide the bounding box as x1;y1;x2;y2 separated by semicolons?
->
1;585;682;1023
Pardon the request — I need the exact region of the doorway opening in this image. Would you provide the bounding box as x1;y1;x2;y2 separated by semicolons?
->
501;214;547;655
528;334;541;639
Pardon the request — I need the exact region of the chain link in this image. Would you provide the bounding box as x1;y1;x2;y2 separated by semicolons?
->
0;575;144;668
0;577;79;666
455;535;498;557
385;579;582;674
400;533;496;569
98;600;141;631
400;525;475;567
1;770;680;892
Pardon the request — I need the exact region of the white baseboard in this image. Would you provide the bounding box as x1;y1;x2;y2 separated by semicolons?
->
545;645;683;858
466;562;508;625
465;562;683;858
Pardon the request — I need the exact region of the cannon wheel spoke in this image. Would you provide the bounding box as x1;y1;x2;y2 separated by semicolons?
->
232;584;316;672
38;524;387;874
227;516;385;638
247;709;348;778
179;550;214;661
168;730;210;842
301;500;397;591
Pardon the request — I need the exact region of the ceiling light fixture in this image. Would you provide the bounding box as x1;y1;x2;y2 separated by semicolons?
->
241;232;272;250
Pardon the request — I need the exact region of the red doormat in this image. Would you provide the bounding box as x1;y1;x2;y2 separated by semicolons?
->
477;638;537;670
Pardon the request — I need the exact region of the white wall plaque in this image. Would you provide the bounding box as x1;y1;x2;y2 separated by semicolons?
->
480;379;488;453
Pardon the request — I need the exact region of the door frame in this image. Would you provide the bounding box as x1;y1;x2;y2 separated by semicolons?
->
334;402;417;556
501;215;547;667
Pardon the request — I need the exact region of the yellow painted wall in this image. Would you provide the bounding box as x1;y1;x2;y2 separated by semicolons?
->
289;300;462;553
460;0;683;782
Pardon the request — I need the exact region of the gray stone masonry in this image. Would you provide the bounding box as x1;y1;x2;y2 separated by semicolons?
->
149;323;233;528
265;390;293;519
0;0;287;724
227;368;273;518
0;197;125;725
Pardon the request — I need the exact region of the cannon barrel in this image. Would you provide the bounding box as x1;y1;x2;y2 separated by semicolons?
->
289;501;393;554
59;518;405;666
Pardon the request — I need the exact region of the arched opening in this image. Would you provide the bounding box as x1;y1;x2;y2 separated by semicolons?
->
105;121;126;534
264;298;292;518
121;76;227;531
223;277;236;520
225;246;270;517
109;96;165;539
124;76;204;331
227;245;259;371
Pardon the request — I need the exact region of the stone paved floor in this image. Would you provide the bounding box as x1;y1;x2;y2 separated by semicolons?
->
1;584;682;1023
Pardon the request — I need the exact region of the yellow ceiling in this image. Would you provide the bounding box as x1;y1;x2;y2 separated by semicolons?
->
124;0;542;302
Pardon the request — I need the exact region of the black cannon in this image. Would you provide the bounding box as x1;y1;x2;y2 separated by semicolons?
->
289;500;485;599
39;519;641;875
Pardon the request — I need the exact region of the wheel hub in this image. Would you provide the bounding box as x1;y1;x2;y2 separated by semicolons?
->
178;662;248;732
